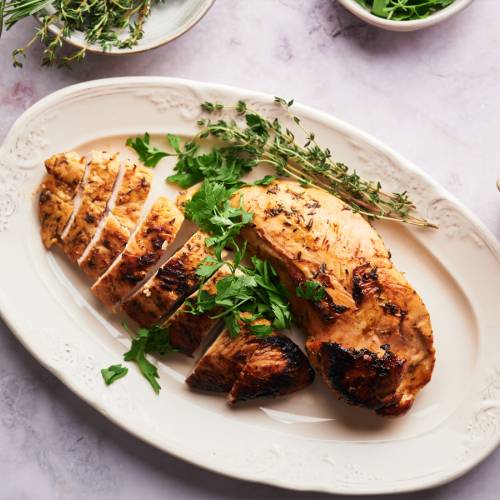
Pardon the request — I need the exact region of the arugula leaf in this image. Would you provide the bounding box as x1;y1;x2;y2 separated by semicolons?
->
296;280;327;302
101;364;128;385
123;328;161;393
126;132;169;167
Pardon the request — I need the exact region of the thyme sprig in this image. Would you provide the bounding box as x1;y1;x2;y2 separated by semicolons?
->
1;0;162;67
127;100;434;227
190;99;434;227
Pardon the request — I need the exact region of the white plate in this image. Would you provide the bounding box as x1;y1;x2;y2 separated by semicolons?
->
338;0;473;32
0;77;499;495
42;0;215;55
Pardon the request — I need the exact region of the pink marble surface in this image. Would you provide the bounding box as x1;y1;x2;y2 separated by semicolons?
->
0;0;499;498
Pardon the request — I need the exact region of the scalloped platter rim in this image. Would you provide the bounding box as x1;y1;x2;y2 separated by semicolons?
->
0;77;499;495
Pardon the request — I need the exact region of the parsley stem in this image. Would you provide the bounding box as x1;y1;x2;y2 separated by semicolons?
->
209;298;254;319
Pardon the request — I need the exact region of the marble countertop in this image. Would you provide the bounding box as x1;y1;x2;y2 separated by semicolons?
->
0;0;499;498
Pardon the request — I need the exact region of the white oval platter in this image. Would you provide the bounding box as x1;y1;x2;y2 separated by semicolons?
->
0;77;499;495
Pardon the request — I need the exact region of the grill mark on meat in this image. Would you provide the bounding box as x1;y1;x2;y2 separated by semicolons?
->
187;317;314;405
163;266;232;356
91;196;183;308
352;264;381;306
38;152;87;248
62;152;121;262
156;259;196;294
319;342;407;411
121;231;211;327
79;162;152;280
381;302;407;318
137;252;158;267
234;180;435;416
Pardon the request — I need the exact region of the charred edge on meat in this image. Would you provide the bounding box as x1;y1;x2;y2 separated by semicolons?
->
288;265;348;323
186;367;232;393
319;342;406;411
229;335;315;404
314;273;349;321
352;263;381;306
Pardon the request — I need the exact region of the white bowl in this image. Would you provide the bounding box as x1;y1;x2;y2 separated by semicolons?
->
42;0;215;55
337;0;473;32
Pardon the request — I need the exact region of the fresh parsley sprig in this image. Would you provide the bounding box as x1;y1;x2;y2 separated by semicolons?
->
189;256;291;337
180;178;291;337
101;323;177;393
123;327;163;393
126;133;171;167
184;179;252;259
144;324;178;356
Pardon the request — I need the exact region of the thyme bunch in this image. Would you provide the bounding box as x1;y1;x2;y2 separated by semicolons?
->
0;0;162;67
128;99;434;227
193;99;435;227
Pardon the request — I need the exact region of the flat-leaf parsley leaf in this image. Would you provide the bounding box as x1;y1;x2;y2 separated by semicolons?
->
101;364;128;385
126;132;169;167
123;327;162;393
